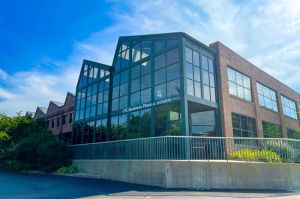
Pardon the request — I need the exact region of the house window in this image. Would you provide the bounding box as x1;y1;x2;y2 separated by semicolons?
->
287;128;300;139
227;67;252;101
51;119;54;128
262;121;281;138
257;83;278;112
231;113;256;137
57;117;60;127
62;114;67;125
69;113;73;124
281;96;298;119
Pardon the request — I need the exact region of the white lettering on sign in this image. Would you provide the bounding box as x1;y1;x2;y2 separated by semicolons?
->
122;96;180;113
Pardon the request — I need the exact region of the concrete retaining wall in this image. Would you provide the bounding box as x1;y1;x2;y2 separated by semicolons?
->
73;159;300;190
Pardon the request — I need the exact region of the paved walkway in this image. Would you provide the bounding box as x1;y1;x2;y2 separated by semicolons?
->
1;170;300;199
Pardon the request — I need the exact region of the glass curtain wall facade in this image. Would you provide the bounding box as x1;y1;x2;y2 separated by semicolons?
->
73;60;111;144
72;33;220;144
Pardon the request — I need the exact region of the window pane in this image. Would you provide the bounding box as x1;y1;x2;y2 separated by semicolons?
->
141;60;151;75
203;70;209;85
97;103;102;115
141;74;151;89
209;73;215;87
112;86;119;99
141;88;151;103
97;92;103;103
257;83;263;95
263;122;281;138
118;114;127;140
132;42;141;63
193;51;200;66
167;79;180;97
154;54;166;70
131;91;141;106
210;87;216;102
208;58;214;73
185;47;193;63
155;83;166;100
243;76;251;89
112;98;119;111
154;68;166;85
186;63;193;79
140;109;151;137
131;65;140;79
187;79;194;96
203;85;210;100
121;70;129;83
201;55;208;70
244;89;251;101
166;48;179;65
119;95;128;109
120;82;128;96
237;85;244;99
194;81;201;98
154;40;165;54
111;116;119;140
103;102;108;114
131;78;140;93
227;68;236;82
167;63;180;81
103;90;109;101
236;72;243;86
129;111;140;139
142;41;152;59
194;66;200;82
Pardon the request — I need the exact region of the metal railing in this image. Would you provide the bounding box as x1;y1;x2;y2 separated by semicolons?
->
71;136;300;163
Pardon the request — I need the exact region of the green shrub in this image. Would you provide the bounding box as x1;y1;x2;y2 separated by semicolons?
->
0;159;31;171
13;131;72;172
263;141;300;163
229;148;282;163
56;165;78;174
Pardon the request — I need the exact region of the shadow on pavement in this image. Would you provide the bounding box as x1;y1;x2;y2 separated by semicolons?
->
0;170;298;199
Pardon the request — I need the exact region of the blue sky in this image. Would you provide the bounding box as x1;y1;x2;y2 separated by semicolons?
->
1;0;300;115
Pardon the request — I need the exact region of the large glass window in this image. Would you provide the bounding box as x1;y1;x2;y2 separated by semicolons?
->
227;67;252;101
95;119;108;142
232;113;256;137
257;83;278;112
263;121;281;138
281;96;298;119
111;114;127;141
115;42;130;71
154;102;181;136
129;111;140;139
185;47;216;102
287;128;300;139
154;47;181;100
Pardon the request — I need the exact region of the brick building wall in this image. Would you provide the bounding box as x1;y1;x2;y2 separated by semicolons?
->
210;41;300;138
47;92;75;142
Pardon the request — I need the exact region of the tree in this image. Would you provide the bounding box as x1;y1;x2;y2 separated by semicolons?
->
14;131;72;172
0;113;72;172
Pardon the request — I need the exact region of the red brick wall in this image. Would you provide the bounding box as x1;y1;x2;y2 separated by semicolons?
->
47;93;75;137
210;41;300;138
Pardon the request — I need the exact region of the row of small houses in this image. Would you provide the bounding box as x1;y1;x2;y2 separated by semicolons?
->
27;92;75;143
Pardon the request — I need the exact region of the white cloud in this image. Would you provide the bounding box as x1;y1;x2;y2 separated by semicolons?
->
1;0;300;115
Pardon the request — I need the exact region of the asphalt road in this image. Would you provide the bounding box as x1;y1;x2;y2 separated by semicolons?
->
1;170;300;199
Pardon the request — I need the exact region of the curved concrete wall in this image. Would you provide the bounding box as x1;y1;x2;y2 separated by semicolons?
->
73;160;300;190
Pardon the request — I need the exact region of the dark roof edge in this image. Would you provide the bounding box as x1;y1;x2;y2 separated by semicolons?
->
83;59;111;69
118;32;216;54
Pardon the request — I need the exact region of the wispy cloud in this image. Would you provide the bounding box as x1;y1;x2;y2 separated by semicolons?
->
1;0;300;115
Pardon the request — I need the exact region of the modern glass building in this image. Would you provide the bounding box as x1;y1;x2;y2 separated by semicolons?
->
72;32;222;144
